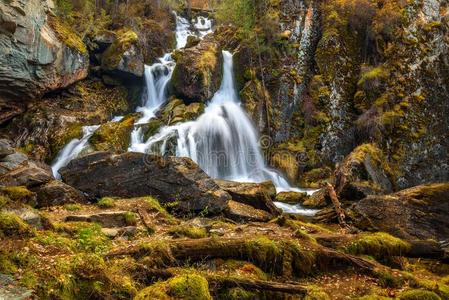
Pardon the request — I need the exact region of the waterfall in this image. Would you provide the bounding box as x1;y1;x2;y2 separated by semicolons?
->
51;125;100;179
136;51;317;215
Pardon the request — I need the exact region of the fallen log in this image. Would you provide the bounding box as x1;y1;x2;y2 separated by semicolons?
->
106;236;381;276
134;265;308;295
326;183;349;229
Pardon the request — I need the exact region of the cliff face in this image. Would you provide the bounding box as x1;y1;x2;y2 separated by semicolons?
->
235;0;449;190
0;0;89;100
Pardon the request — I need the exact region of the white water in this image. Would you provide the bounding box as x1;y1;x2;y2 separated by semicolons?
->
193;16;213;38
51;125;100;179
132;51;317;215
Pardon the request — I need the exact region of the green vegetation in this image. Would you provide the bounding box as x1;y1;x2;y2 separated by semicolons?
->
124;212;138;226
399;289;441;300
101;29;139;70
0;212;31;237
48;16;88;54
89;115;136;153
1;186;34;202
73;223;111;254
134;273;212;300
0;195;9;208
64;203;82;211
168;225;207;239
97;197;116;208
305;285;331;300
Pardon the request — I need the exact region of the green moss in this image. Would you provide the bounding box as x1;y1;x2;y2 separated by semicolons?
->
0;254;17;274
134;273;212;300
0;212;30;237
218;260;267;280
138;241;174;268
0;195;9;208
245;236;282;272
345;232;410;259
1;186;34;202
358;67;389;86
102;29;139;70
89;115;136;153
357;295;393;300
168;225;207;239
48;16;87;54
305;285;331;300
97;197;116;208
399;289;441;300
124;212;138;226
33;230;76;252
74;223;111;254
64;203;82;211
50;122;83;159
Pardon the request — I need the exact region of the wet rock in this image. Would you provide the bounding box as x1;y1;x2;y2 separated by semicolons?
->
349;183;449;241
275;191;308;205
335;144;395;201
35;180;86;207
101;29;144;78
215;179;279;215
139;19;176;63
0;0;88;100
171;38;223;103
92;30;116;52
89;115;137;153
65;211;135;228
225;200;273;223
302;188;330;208
60;152;231;215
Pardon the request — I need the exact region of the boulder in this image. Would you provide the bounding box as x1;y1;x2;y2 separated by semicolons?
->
215;179;279;215
101;29;144;78
35;180;86;207
0;160;53;188
92;30;116;52
0;0;88;100
225;200;273;223
5;207;46;229
171;39;223;103
59;152;231;215
302;188;330;208
335;144;395;201
349;183;449;241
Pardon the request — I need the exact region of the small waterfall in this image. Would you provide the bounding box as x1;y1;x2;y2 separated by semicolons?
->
193;16;213;38
51;125;100;179
137;51;317;215
174;13;194;49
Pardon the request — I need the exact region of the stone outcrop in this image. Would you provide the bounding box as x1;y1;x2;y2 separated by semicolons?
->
0;0;88;100
171;38;223;103
334;144;395;201
101;29;144;78
35;180;86;207
215;179;279;216
349;183;449;241
60;152;232;215
224;200;273;223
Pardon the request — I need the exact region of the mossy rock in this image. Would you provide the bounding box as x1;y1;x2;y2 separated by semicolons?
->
0;186;36;206
134;273;212;300
157;98;205;127
89;115;137;153
300;167;332;189
0;211;31;237
275;191;308;204
48;16;87;54
49;122;83;158
101;29;144;77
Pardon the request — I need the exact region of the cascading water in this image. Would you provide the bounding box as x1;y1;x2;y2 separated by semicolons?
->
51;125;100;179
133;51;317;215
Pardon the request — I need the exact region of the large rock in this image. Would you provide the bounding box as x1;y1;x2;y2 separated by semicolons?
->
35;180;86;207
0;139;14;158
225;200;273;223
0;159;53;188
334;144;395;201
0;0;88;100
101;29;144;78
60;152;231;215
171;38;223;103
215;179;279;215
349;183;449;241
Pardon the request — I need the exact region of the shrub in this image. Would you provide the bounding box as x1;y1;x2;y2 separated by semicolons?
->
97;197;115;208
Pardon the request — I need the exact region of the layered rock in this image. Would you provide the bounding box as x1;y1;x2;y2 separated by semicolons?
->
215;179;279;215
334;144;395;201
0;0;88;101
60;152;232;215
171;38;223;103
349;183;449;241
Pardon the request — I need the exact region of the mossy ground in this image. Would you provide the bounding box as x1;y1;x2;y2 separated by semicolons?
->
0;195;447;299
